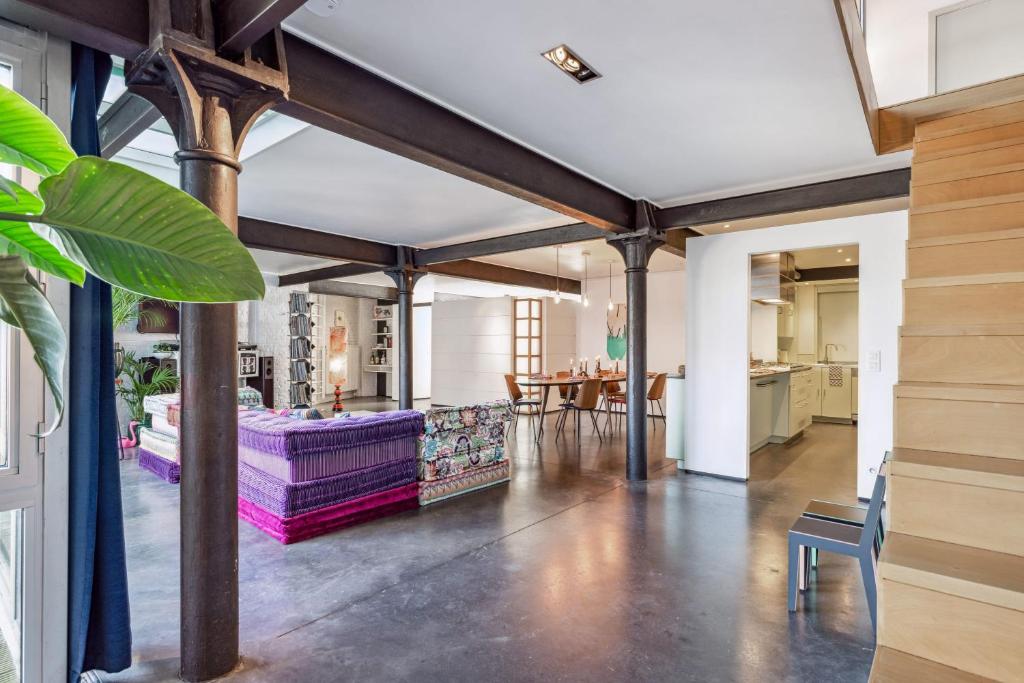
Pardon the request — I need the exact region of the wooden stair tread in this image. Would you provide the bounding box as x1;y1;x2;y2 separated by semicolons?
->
912;143;1024;186
895;381;1024;403
904;271;1024;289
909;191;1024;216
913;121;1024;164
901;322;1024;337
880;533;1024;612
909;226;1024;248
870;647;996;683
892;447;1024;491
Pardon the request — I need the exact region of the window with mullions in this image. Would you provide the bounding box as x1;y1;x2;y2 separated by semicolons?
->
512;298;542;399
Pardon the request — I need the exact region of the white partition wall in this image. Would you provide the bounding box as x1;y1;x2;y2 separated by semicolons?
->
685;211;906;499
576;269;686;374
431;296;513;406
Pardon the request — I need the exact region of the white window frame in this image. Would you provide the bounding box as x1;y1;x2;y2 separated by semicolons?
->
0;21;71;683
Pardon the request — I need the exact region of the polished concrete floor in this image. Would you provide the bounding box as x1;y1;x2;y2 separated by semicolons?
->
102;418;871;682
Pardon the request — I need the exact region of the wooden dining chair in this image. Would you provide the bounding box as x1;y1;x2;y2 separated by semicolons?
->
503;374;540;436
556;377;603;442
555;370;578;406
647;373;668;421
606;374;666;433
598;380;623;413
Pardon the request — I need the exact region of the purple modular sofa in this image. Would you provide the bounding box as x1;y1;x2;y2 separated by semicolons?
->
235;409;424;544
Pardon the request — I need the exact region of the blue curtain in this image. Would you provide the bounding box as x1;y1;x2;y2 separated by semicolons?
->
67;44;132;682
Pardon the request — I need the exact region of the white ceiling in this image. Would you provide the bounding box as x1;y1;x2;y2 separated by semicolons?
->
250;249;335;275
476;239;683;279
107;2;914;280
237;126;573;246
285;0;908;207
792;245;859;269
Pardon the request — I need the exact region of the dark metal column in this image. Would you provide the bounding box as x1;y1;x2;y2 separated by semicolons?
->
126;6;287;680
176;106;243;683
385;264;422;410
609;202;665;481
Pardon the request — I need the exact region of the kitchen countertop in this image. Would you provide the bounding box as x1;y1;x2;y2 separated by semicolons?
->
749;364;813;378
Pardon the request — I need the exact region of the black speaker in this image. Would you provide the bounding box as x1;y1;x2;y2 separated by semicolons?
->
260;356;274;380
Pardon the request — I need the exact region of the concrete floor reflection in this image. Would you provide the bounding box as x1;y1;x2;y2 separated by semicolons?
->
101;419;872;682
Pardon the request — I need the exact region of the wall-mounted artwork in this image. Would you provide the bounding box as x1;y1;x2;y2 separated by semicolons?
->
607;303;626;361
328;325;349;387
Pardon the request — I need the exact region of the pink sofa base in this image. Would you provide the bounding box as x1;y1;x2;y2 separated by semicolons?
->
238;482;419;544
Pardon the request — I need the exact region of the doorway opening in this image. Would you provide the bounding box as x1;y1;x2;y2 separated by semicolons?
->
748;245;860;501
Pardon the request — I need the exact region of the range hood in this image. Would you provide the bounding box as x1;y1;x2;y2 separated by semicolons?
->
751;252;796;306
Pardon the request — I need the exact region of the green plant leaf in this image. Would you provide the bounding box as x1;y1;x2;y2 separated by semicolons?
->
37;156;265;302
0;179;85;284
0;175;18;201
0;84;76;176
0;255;65;432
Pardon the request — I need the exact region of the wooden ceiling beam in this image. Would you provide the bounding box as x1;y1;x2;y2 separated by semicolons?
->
797;265;859;282
277;262;383;287
425;260;581;295
4;0;637;231
98;91;162;158
308;279;397;301
0;0;147;58
215;0;307;56
654;168;910;229
274;33;636;232
416;223;606;265
237;216;398;266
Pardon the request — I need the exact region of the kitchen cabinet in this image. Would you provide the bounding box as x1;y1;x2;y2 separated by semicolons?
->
749;368;814;453
777;303;795;338
795;286;816;357
819;366;854;421
788;368;814;435
750;377;774;451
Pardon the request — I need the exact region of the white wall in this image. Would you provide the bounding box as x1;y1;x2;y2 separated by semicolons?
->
685;212;906;499
576;269;686;375
431;297;512;406
542;299;578;411
389;304;433;400
248;277;308;408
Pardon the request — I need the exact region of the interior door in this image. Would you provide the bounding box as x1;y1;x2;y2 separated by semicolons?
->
0;26;70;682
817;290;858;363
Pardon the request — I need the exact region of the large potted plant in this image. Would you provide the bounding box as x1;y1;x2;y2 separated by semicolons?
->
0;84;264;430
115;351;179;447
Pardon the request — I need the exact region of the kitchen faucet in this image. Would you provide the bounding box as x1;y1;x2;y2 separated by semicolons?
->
824;343;840;363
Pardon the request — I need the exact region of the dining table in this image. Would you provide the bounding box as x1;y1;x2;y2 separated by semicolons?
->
515;372;656;442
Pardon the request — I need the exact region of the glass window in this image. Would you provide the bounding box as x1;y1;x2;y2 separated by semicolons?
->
0;508;23;681
512;298;543;399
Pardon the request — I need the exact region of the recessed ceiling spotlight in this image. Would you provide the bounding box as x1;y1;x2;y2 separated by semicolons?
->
542;44;601;84
837;248;843;253
724;223;731;229
845;257;852;263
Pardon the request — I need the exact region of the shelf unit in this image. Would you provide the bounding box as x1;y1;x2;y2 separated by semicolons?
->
368;308;393;395
287;291;315;408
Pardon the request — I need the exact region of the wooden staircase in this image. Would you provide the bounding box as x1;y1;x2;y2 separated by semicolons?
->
870;100;1024;682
